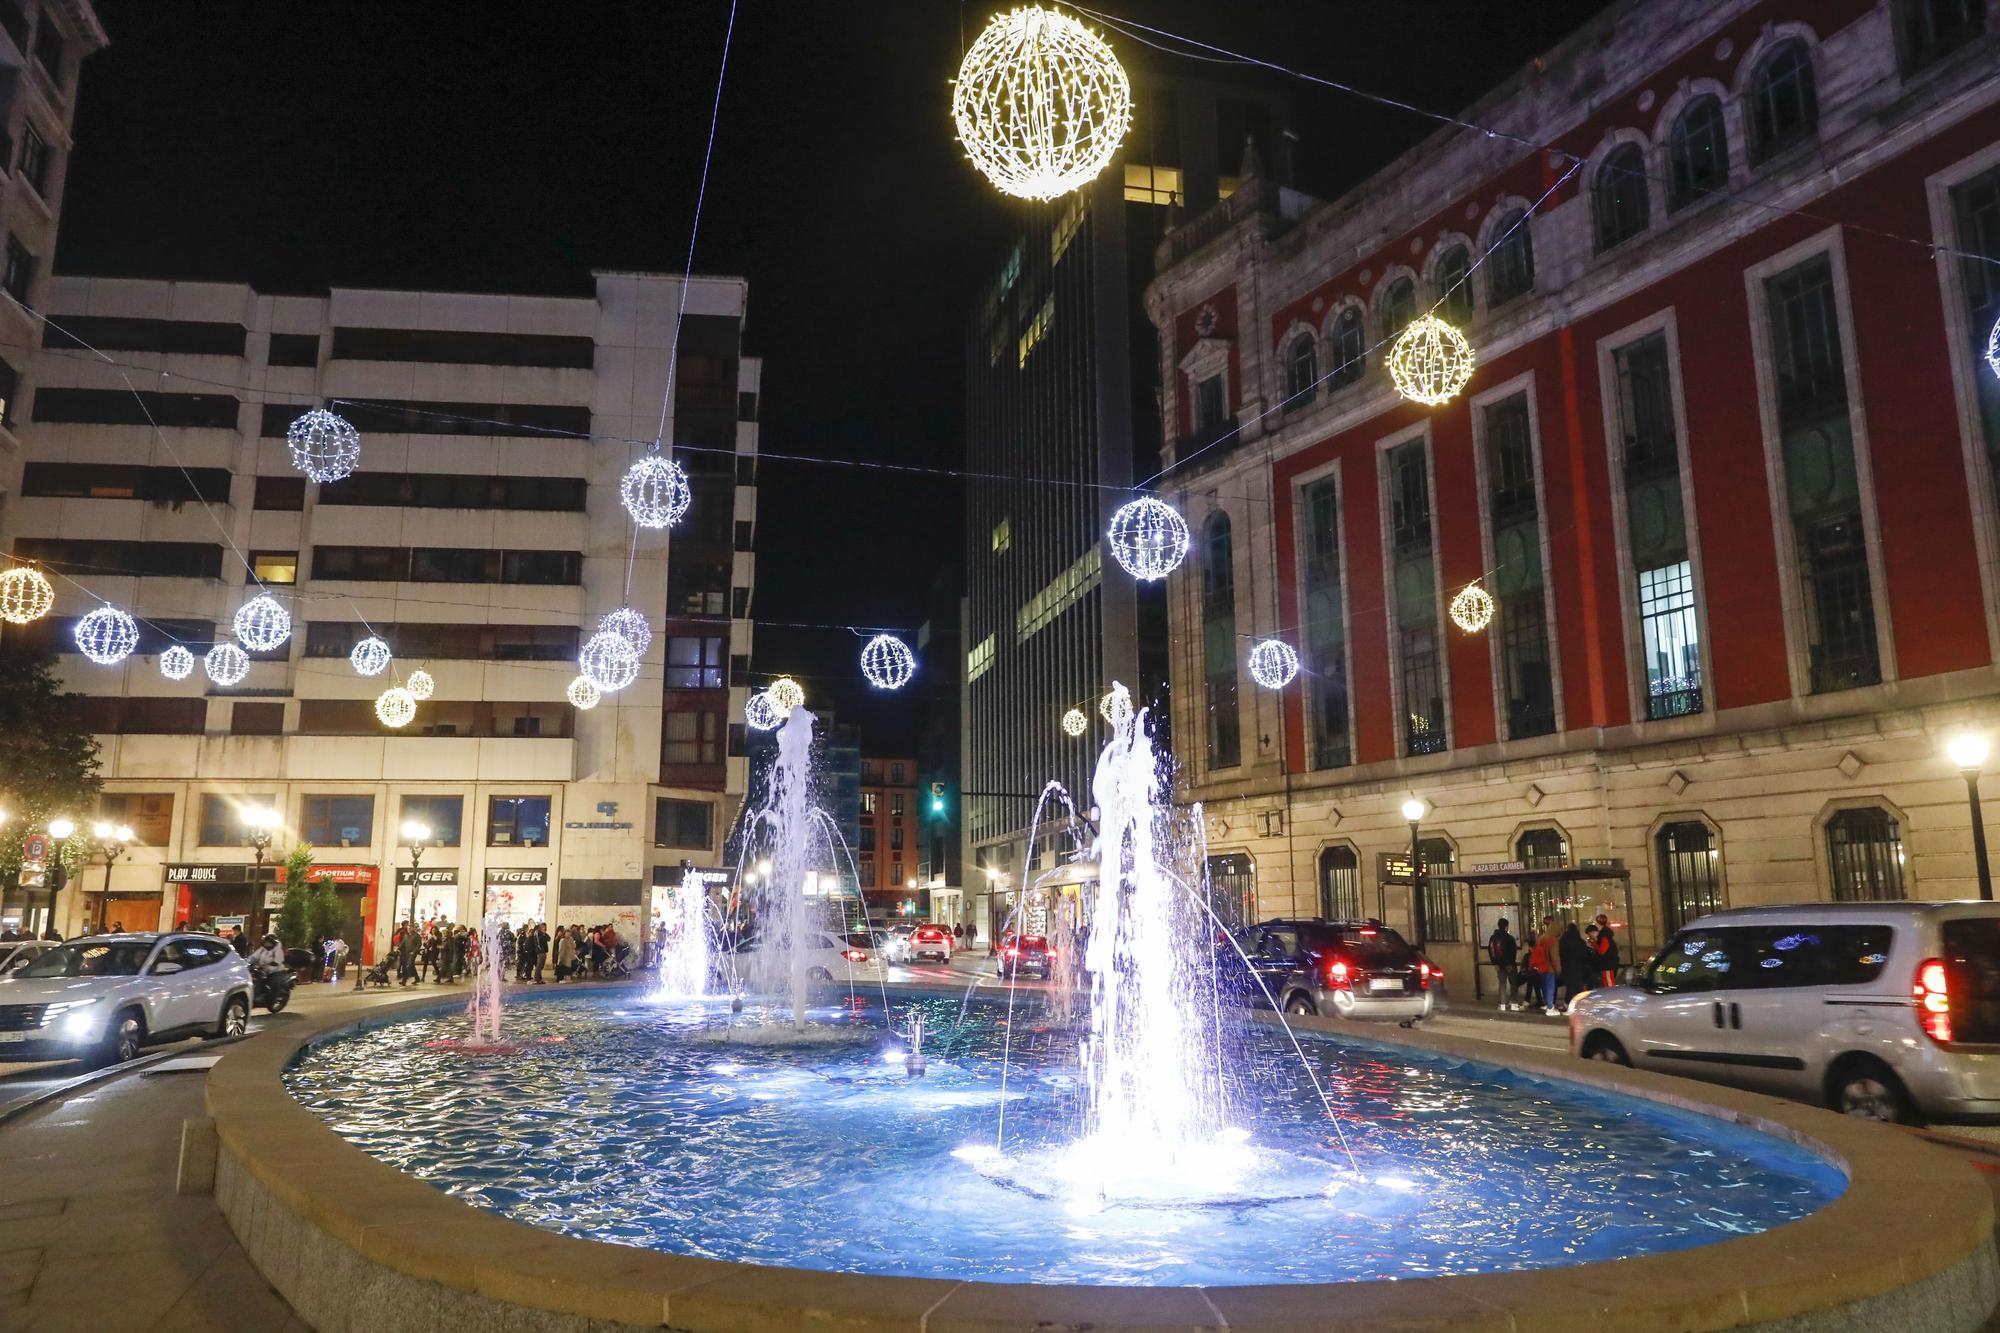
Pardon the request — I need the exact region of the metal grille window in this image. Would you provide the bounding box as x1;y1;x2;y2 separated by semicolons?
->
1434;246;1473;322
1419;838;1459;941
1326;308;1365;389
1302;478;1350;769
1284;334;1317;408
1401;623;1445;755
1380;277;1416;340
1202;514;1240;769
1826;808;1907;902
1319;846;1361;920
1593;145;1651;251
1484;395;1553;738
1388;441;1444;755
1639;562;1702;718
1207;853;1255;929
1951;167;2000;520
1612;334;1704;718
1748;41;1818;163
1657;821;1723;934
1667;97;1730;211
1895;0;1984;73
1498;596;1556;738
1517;827;1571;924
1486;210;1535;307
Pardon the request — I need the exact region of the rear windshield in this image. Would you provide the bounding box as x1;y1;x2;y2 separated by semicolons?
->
1942;918;2000;1044
1303;926;1417;966
18;940;152;978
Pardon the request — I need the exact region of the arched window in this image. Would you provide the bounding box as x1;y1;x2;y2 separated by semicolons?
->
1667;97;1730;211
1201;514;1240;769
1283;333;1318;409
1319;845;1361;920
1326;307;1365;389
1434;245;1473;322
1593;144;1651;252
1380;276;1417;339
1487;210;1535;307
1826;807;1907;902
1747;40;1818;163
1657;820;1723;933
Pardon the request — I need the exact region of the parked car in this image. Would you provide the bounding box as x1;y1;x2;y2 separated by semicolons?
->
735;931;882;986
996;934;1053;980
879;925;916;964
0;932;253;1066
1570;902;2000;1124
910;924;955;964
1223;919;1438;1023
0;939;53;977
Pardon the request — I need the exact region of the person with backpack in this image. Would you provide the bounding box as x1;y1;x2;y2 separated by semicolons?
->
1486;917;1520;1011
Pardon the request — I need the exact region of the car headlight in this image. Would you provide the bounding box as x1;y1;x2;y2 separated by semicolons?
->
45;997;104;1038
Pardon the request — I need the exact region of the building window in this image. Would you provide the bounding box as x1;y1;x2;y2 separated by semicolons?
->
1611;332;1704;718
17;122;50;198
301;795;374;848
858;827;876;852
1202;513;1240;769
1637;561;1703;718
1486;210;1535;307
1766;255;1879;692
267;333;319;367
1193;374;1226;431
1319;845;1361;920
1388;441;1444;755
654;798;713;850
1301;478;1349;769
255;476;306;511
1283;333;1317;408
1748;41;1818;163
1207;853;1255;928
31;18;63;86
664;636;725;689
991;518;1010;553
1666;97;1729;211
1825;807;1907;902
1657;821;1723;933
1593;144;1651;252
250;551;298;585
890;793;904;817
198;793;277;846
890;762;905;783
663;710;722;767
1433;245;1473;323
1326;307;1365;389
1483;394;1554;739
1123;162;1183;206
1951;166;2000;535
0;358;17;428
1418;838;1458;941
860;857;876;889
1515;827;1571;925
230;703;283;735
1379;276;1416;340
400;795;463;846
488;795;551;847
97;793;174;846
1895;0;1983;74
861;791;877;815
3;236;35;306
891;826;904;851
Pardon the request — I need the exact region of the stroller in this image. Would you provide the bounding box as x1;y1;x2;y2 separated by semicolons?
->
601;944;632;980
356;955;395;990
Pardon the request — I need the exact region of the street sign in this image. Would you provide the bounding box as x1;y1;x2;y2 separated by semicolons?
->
16;868;44;889
22;833;48;867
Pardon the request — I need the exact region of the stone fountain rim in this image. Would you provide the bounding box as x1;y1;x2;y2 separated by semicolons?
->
208;981;1998;1332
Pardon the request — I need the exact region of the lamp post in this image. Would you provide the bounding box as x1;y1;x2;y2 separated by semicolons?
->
399;820;432;925
45;817;75;936
1401;798;1428;948
1948;733;1994;902
88;821;134;933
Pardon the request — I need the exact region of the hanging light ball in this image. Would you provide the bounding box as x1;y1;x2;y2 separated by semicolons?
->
159;645;195;681
74;607;139;665
951;6;1132;201
349;636;391;677
1061;707;1088;737
1987;314;2000;381
579;631;641;694
859;634;917;690
745;689;784;732
1450;583;1496;633
599;607;653;655
1247;639;1301;690
375;686;417;729
286;408;362;484
1107;496;1190;581
1098;682;1133;728
406;669;435;701
204;642;250;686
567;675;601;710
0;566;54;624
232;593;292;652
769;676;805;714
619;454;692;529
1387;314;1476;407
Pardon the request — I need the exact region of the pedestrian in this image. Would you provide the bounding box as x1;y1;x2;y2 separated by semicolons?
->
1486;916;1519;1011
1558;919;1594;1007
1528;916;1558;1013
231;927;251;958
554;926;575;982
1593;913;1621;988
395;923;419;986
532;922;549;983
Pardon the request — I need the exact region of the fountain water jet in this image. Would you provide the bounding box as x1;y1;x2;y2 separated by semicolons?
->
654;867;715;998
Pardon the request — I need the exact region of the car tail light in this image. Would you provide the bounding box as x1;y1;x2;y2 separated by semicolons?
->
1915;958;1951;1044
1417;961;1432;991
1004;946;1018;958
1323;958;1351;989
842;949;867;963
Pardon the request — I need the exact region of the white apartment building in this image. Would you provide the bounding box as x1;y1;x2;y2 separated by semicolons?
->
2;270;760;958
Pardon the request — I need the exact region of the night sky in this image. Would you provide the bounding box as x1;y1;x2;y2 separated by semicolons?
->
58;0;1609;752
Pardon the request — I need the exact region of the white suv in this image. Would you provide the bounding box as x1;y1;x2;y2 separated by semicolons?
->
0;932;252;1066
1570;902;2000;1124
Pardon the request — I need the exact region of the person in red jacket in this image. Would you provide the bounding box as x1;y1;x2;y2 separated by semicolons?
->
1527;915;1559;1014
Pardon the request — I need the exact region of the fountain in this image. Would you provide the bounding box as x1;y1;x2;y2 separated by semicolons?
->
653;866;714;999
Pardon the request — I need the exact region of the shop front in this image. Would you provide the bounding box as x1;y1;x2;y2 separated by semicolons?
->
393;867;461;929
166;863;274;937
309;864;381;964
482;867;550;927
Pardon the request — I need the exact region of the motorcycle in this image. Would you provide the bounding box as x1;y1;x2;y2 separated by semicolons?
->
252;966;294;1013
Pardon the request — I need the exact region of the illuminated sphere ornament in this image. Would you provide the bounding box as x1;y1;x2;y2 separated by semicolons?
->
74;607;139;665
0;566;54;624
1387;314;1476;407
859;634;916;690
232;594;291;652
567;675;601;710
769;676;805;714
406;669;435;701
349;636;391;677
619;454;691;529
599;607;652;655
1061;707;1088;737
1247;639;1301;690
1107;496;1190;581
204;642;250;686
375;686;417;729
159;645;195;681
1098;682;1133;729
578;631;640;694
1450;583;1496;633
951;6;1132;201
744;689;784;732
1987;314;2000;381
285;408;362;484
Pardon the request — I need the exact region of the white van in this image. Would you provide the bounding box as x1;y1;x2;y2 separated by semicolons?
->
1569;902;2000;1123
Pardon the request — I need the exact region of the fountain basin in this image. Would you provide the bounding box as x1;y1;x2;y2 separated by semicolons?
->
211;984;1999;1331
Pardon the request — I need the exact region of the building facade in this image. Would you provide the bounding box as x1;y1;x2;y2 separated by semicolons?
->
857;753;919;920
3;270;760;953
1145;0;2000;985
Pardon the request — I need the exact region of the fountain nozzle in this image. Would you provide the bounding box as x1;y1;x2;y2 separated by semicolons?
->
904;1013;928;1078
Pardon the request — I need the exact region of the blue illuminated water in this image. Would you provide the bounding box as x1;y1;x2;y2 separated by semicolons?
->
282;991;1845;1287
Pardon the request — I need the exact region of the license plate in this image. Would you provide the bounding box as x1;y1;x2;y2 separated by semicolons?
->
0;1030;27;1043
1369;978;1404;993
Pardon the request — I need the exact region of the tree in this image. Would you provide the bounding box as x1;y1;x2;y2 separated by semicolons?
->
272;842;345;961
0;646;102;890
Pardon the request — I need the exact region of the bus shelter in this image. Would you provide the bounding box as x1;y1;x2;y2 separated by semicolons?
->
1428;862;1636;1003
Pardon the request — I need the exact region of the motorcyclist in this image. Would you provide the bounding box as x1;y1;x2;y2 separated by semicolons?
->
249;933;286;973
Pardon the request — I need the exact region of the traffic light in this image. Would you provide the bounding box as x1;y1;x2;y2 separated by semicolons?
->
929;781;947;817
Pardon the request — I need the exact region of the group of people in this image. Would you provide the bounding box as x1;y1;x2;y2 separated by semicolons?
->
388;918;629;987
1485;913;1622;1014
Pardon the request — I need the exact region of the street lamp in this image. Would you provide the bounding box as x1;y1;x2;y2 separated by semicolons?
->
242;805;280;882
88;821;134;932
400;819;432;925
1401;797;1428;948
44;817;75;935
1948;733;1993;901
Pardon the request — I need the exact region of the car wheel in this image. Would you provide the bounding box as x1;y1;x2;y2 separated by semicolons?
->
1830;1059;1912;1123
807;966;832;984
1580;1032;1631;1066
210;995;249;1039
96;1010;144;1067
1283;994;1316;1017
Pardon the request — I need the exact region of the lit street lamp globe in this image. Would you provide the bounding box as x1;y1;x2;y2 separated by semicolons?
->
1061;707;1088;737
1401;798;1427;824
286;408;362;483
1948;733;1991;773
579;632;640;694
860;634;917;690
951;6;1132;201
1387;314;1476;407
349;636;391;677
619;454;691;529
74;607;139;665
158;645;195;681
567;676;601;710
1247;639;1300;689
405;669;435;701
204;642;251;686
233;593;292;652
1449;583;1496;633
0;566;54;624
1107;497;1189;581
376;687;418;729
599;607;652;655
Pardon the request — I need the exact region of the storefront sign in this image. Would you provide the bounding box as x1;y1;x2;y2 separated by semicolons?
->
563;819;634;831
310;864;376;884
483;867;549;888
394;867;459;887
650;864;734;888
163;864;256;885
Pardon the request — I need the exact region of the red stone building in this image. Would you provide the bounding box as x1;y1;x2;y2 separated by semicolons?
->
858;756;923;920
